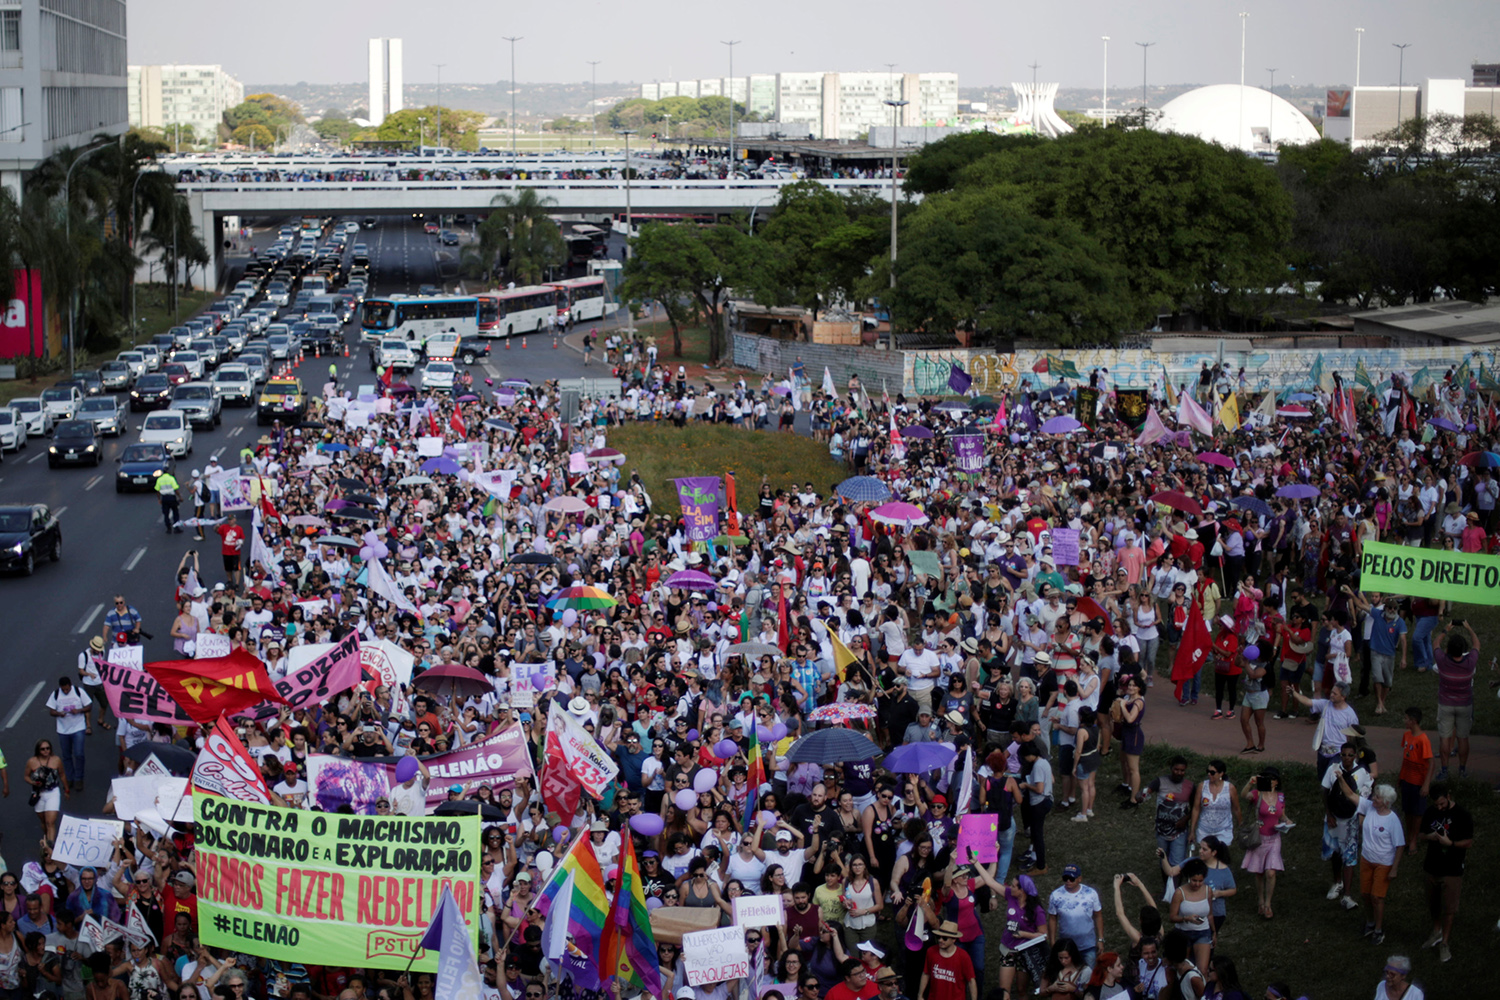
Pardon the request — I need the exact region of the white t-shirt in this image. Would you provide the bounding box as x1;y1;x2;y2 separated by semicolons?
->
1357;798;1405;865
899;648;941;693
47;687;91;736
388;776;429;817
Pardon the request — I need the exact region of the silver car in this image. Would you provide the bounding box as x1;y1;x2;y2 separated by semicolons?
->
77;395;125;436
0;406;24;451
169;382;221;429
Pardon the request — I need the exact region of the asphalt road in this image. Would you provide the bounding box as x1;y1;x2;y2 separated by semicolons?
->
0;215;604;850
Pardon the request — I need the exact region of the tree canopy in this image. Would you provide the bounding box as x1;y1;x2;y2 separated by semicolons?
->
372;106;486;151
606;96;754;137
222;93;304;139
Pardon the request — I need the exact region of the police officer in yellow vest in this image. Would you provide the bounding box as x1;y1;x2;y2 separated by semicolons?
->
155;469;182;534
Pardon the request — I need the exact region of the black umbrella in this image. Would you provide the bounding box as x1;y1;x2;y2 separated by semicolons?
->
784;729;883;765
508;552;557;565
433;800;508;821
332;507;379;521
336;477;367;491
124;742;196;775
345;492;380;506
299;421;326;431
971;400;998;414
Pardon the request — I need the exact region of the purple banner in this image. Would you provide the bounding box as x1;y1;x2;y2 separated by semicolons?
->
1050;527;1080;566
673;476;723;543
950;434;984;474
421;723;535;806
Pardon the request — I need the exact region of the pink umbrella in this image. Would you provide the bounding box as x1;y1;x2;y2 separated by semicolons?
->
665;570;717;591
413;663;492;700
1196;451;1235;468
869;501;930;528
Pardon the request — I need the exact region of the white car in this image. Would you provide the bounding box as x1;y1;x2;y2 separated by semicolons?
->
420;360;456;392
139;410;193;456
117;351;148;378
40;385;83;420
174;351;205;379
212;365;255;405
10;397;53;437
0;406;24;450
78;395;125;436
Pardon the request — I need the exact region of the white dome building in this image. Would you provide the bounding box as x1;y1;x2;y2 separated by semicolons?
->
1151;83;1320;153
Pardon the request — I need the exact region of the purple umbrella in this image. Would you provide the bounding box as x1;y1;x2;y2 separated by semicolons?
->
900;425;935;439
457;394;480;402
1275;484;1321;500
665;570;716;591
420;456;461;475
1427;417;1460;433
324;499;351;511
1040;415;1083;434
884;742;957;774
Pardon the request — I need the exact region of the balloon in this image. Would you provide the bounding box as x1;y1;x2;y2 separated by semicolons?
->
1244;645;1261;660
693;769;718;794
771;723;787;741
646;896;664;910
359;546;374;562
394;756;419;784
714;739;738;759
757;810;777;830
686;729;700;741
562;608;579;627
629;813;664;837
755;726;775;743
552;824;570;843
675;789;698;811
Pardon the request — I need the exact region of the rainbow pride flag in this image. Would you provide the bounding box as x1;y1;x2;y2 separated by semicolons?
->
743;723;766;828
601;833;661;994
537;832;609;987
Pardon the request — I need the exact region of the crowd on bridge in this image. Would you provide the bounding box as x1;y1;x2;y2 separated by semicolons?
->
4;347;1486;1000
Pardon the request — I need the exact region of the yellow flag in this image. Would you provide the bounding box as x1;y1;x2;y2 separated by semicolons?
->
1218;392;1241;432
828;631;859;684
1163;364;1178;407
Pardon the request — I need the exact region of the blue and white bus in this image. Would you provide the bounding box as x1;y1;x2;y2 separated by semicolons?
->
359;295;498;347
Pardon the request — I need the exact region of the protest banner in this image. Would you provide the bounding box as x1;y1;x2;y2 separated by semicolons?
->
1050;528;1080;567
1359;540;1500;605
950;434;984;474
416;436;444;457
192;716;273;803
682;926;751;986
422;724;535;807
673;477;723;544
106;645;142;671
53;815;124;868
194;797;481;970
269;631;363;713
955;814;1000;864
100;658;197;725
111;775;162;821
304;755;392;814
145;648;284;726
1116;388;1150;431
545;702;619;797
1075;386;1100;428
359;639;414;714
134;753;173;779
194;634;233;660
219;477;253;512
732;894;785;928
80;915;109;950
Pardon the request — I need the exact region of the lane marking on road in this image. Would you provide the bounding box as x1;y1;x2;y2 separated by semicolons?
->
228;426;243;438
211;448;224;460
3;682;44;729
54;506;66;518
27;450;45;464
124;546;147;571
83;474;102;491
73;602;104;635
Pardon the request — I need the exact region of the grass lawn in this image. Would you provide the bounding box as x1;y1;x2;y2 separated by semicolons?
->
607;422;848;516
632;319;713;367
1348;603;1500;737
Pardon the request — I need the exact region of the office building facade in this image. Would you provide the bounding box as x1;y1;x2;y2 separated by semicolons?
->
1325;78;1500;149
128;64;244;141
368;37;403;126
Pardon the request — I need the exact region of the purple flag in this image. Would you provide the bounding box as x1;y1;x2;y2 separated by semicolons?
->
420;886;483;997
950;434;984;474
948;364;972;395
1013;393;1039;434
673;477;723;544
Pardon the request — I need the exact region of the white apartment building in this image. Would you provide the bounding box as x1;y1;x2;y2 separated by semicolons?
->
0;0;129;196
128;64;244;140
368;37;403;126
641;71;958;140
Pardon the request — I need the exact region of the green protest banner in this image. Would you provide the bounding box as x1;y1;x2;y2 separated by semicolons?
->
194;797;481;970
1358;540;1500;605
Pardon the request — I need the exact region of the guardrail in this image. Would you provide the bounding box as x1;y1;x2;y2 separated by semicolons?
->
173;178;890;195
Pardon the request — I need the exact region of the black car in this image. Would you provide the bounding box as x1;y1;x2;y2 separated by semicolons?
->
0;504;62;575
48;420;103;467
116;443;175;493
69;370;105;396
130;373;173;411
301;325;334;356
456;336;492;365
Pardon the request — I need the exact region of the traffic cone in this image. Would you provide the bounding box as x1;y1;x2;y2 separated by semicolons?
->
552;334;559;349
343;343;349;358
521;336;528;349
505;337;511;350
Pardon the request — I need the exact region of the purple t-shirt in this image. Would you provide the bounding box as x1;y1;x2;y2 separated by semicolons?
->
1436;650;1477;707
1000;891;1046;951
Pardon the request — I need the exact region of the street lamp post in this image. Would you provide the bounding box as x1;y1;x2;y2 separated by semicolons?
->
435;63;446;148
1393;43;1411;127
587;60;601;150
882;98;908;291
617;129;636;258
1136;42;1154;109
1355;27;1365;86
1238;12;1249;149
64;140;112;374
504;36;523;160
1266;68;1277;147
1101;37;1110;121
417;117;427;148
722;40;740;176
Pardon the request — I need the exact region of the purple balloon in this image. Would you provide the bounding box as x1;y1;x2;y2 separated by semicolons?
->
552;824;570;843
686;729;700;742
757;810;777;829
394;756;419;783
755;726;775;743
674;789;698;811
714;739;738;758
692;769;718;794
646;896;664;911
629;813;664;837
1244;645;1261;660
771;723;787;741
562;608;578;627
359;546;374;562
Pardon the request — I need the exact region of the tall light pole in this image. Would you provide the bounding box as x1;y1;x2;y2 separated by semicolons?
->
1355;27;1365;86
504;36;522;159
130;164;163;345
882;98;908;292
1101;36;1110;121
722;40;740;175
1266;68;1277;147
587;60;601;150
1028;62;1040;87
64;140;112;374
417;116;427;148
1393;42;1411;127
1136;42;1154;109
617;129;636;257
1238;12;1250;151
434;63;446;148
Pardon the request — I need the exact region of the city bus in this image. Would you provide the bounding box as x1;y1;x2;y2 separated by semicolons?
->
476;286;558;338
548;276;615;325
360;294;492;347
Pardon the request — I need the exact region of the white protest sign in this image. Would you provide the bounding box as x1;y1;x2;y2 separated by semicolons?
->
134;754;173;779
53;815;124;868
194;633;232;660
683;926;751;985
219;477;253;512
107;645;143;671
732;894;786;929
110;775;162;821
417;436;444;457
80;914;108;950
346;409;370;429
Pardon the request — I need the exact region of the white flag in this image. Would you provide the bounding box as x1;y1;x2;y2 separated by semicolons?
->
368;557;419;616
822;366;837;397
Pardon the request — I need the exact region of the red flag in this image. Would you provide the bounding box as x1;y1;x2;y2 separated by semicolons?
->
1170;598;1211;703
1032;357;1049;374
1074;596;1114;635
540;726;582;819
144;648;287;726
724;472;740;536
428;408;442;439
190;714;272;803
380;365;393;388
777;584;790;653
450;410;467;439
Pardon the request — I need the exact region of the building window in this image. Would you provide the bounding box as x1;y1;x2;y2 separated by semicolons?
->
0;10;19;52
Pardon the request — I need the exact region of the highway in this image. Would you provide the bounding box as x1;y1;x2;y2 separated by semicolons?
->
0;215;600;850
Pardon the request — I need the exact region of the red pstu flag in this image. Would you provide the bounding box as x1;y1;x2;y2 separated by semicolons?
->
1170;598;1211;703
450;410;467;439
144;648;287;726
191;714;273;803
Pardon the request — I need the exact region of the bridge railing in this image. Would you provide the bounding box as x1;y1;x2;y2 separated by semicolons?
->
172;177;890;195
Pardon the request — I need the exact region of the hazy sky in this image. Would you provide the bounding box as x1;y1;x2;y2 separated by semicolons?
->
129;0;1498;91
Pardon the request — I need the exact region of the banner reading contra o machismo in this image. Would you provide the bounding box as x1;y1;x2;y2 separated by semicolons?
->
194;798;480;971
1359;540;1500;605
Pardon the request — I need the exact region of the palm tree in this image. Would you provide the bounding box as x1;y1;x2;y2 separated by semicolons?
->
466;188;567;287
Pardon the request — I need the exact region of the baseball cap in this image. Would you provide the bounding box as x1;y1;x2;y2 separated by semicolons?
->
449;784;464;795
775;830;793;841
1062;864;1082;879
172;871;196;888
932;794;948;806
677;989;697;1000
513;871;532;882
857;942;886;958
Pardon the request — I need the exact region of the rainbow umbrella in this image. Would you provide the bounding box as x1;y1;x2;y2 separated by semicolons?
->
808;702;878;724
545;586;618;611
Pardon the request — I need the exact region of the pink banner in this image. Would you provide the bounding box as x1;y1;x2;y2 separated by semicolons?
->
266;631;363;713
0;269;43;357
421;723;535;806
99;658;197;726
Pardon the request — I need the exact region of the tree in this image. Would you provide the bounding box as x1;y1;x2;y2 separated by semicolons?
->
620;222;765;363
466;188;566;285
902;131;1040;195
755;181;852;315
232;124;275;150
223;93;304;134
616;224;701;358
313;115;359;145
1375;112;1500;170
375;106;485;151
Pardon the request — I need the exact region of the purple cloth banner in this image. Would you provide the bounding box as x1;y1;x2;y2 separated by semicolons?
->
951;435;984;474
1050;527;1081;566
947;364;972;395
421;723;535;806
673;476;723;543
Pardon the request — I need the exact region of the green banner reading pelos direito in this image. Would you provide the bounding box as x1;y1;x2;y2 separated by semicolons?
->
194;797;481;970
1359;540;1500;604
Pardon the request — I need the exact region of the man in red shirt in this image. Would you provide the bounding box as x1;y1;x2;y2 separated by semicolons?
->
826;959;880;1000
216;519;245;587
919;921;976;1000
